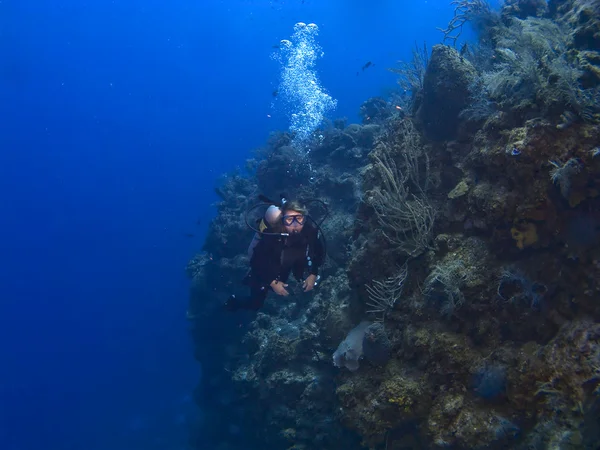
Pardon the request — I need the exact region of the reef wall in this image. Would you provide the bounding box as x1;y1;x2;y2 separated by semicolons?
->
187;1;600;449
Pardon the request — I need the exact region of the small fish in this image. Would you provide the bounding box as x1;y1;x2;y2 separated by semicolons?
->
272;89;278;97
271;44;280;49
184;233;195;238
361;61;373;71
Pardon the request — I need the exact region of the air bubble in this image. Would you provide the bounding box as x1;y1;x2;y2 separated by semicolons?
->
273;22;337;150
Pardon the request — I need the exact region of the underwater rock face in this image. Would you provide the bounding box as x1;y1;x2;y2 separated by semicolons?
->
416;44;477;141
472;364;507;399
362;322;391;366
359;97;391;124
551;0;600;86
502;0;548;20
187;1;600;448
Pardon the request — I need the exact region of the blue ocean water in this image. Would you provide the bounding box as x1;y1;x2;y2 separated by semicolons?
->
0;1;489;449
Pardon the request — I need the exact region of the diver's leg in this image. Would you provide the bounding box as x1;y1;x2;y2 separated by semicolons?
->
225;285;268;311
247;285;269;310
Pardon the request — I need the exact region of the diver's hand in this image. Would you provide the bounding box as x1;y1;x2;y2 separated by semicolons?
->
302;274;317;292
270;280;289;296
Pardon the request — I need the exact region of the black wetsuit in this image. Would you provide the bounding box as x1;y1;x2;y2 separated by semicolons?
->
227;222;325;311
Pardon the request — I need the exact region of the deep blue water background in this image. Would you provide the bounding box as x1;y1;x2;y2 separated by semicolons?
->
0;1;487;449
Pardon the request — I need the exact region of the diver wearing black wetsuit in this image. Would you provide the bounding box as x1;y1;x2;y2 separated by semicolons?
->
226;202;325;311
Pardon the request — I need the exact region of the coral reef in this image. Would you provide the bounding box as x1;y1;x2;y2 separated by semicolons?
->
187;1;600;449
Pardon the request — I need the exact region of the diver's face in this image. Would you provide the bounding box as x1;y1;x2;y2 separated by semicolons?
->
282;209;306;234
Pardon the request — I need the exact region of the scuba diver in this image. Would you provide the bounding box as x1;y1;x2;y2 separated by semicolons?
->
225;195;327;312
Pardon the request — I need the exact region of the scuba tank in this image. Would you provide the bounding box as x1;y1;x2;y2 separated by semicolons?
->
247;204;284;258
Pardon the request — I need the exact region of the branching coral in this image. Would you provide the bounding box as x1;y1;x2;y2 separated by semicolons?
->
424;259;472;317
388;42;430;97
549;157;582;199
367;120;437;256
481;17;600;121
437;0;496;47
365;264;408;320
